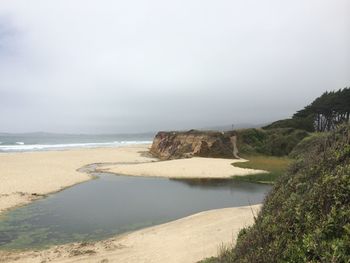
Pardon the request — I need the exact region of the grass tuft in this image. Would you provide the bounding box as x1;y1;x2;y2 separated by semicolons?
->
231;155;292;184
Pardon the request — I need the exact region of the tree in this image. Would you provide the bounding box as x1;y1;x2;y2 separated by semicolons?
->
293;88;350;132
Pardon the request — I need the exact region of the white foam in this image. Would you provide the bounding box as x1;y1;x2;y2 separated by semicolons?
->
15;142;25;145
0;141;152;152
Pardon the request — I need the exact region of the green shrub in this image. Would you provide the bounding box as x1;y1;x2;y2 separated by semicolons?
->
237;128;309;156
289;132;328;159
263;117;315;132
206;124;350;263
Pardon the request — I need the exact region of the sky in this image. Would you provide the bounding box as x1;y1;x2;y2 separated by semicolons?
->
0;0;349;133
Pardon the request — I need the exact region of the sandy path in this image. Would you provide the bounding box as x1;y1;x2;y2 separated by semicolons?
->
0;205;260;263
103;157;266;179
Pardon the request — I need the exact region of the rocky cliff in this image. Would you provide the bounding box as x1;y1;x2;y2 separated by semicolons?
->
150;130;239;160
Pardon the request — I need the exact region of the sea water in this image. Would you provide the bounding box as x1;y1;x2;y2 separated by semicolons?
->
0;133;154;152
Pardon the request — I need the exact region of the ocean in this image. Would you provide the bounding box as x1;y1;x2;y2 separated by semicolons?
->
0;133;154;152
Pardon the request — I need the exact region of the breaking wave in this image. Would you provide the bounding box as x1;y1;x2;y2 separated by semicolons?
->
0;141;152;152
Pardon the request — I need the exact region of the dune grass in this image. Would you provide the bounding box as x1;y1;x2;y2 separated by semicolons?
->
231;155;292;184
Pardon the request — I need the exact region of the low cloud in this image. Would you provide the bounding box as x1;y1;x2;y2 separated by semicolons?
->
0;0;349;133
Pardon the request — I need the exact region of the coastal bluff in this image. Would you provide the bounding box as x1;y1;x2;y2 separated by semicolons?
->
150;130;239;160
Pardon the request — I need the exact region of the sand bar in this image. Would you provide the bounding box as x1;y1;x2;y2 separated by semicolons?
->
102;157;266;178
0;145;154;213
0;146;264;213
0;145;265;263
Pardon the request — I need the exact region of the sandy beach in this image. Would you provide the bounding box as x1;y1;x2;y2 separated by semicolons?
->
0;205;260;263
102;157;265;179
0;145;264;214
0;145;264;262
0;145;154;214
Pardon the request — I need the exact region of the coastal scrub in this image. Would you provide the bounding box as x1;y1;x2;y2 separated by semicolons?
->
203;124;350;262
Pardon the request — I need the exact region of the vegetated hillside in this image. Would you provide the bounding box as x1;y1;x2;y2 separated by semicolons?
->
149;128;308;160
205;124;350;263
263;116;315;132
236;128;309;156
289;132;329;159
149;128;309;161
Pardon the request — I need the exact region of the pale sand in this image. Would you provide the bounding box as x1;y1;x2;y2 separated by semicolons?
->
0;205;261;263
102;157;266;179
0;145;154;213
0;146;265;213
0;145;265;263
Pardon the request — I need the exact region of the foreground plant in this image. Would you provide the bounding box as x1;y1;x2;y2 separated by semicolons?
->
204;124;350;263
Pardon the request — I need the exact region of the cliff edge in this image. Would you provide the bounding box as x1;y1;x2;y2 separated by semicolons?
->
150;130;239;160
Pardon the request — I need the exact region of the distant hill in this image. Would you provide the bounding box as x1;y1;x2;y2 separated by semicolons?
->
0;132;156;137
199;123;266;131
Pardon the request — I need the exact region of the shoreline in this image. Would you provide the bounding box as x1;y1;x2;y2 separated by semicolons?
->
0;204;261;263
0;145;265;214
0;144;265;262
0;145;154;214
101;157;266;179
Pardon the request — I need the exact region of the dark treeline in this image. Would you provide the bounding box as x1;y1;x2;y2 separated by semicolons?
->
265;87;350;132
295;88;350;132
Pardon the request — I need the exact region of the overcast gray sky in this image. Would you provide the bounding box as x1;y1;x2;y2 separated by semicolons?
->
0;0;349;133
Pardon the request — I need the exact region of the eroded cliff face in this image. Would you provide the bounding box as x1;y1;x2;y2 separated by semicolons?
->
150;130;239;160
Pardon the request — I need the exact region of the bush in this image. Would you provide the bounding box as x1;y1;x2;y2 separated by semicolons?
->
289;132;328;159
206;124;350;263
237;128;309;156
263;117;315;132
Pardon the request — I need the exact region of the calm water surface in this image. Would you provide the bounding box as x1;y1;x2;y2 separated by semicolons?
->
0;173;271;250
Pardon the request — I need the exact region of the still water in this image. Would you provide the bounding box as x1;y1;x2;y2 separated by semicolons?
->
0;173;271;250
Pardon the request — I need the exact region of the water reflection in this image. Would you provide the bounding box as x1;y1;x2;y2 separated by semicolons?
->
0;173;271;250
